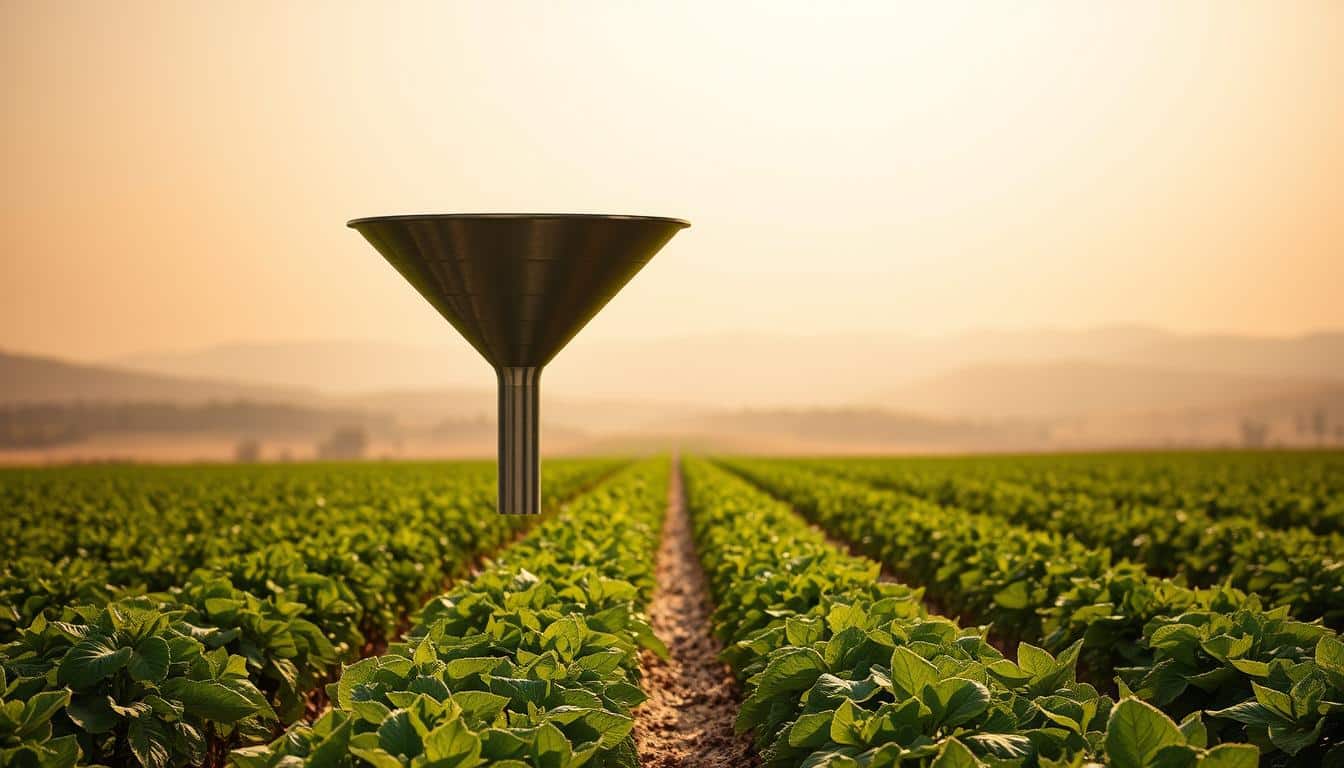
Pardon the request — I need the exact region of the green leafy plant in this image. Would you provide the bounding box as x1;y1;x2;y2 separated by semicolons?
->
0;669;80;768
1103;699;1257;768
719;458;1342;764
807;458;1344;629
2;600;275;768
686;460;1115;766
0;460;623;767
231;461;669;768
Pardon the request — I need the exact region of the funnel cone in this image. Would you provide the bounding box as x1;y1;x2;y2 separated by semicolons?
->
348;213;689;514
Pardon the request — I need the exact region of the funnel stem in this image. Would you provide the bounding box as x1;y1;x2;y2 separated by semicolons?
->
497;366;541;515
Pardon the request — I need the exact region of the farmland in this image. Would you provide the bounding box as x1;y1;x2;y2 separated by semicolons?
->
2;452;1342;767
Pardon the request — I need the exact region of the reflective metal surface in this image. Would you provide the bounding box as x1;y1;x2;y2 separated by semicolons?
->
348;213;689;514
497;366;540;515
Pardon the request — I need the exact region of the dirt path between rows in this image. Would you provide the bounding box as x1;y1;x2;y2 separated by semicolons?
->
633;459;758;768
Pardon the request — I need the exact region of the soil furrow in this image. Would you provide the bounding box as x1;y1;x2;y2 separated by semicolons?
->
633;458;757;768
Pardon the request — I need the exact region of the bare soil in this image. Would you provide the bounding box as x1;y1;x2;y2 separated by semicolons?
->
633;460;758;768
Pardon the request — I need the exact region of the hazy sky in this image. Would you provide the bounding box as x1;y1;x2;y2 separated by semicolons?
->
3;1;1341;362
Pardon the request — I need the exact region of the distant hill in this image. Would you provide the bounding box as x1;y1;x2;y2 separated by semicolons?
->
110;329;1344;405
0;400;396;449
1;349;307;405
5;338;1343;462
1119;332;1344;380
1;348;698;433
880;360;1338;421
115;341;484;395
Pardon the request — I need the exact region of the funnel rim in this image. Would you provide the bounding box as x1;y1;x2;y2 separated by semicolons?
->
346;212;690;229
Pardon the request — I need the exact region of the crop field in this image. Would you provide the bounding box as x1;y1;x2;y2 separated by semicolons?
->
2;452;1342;768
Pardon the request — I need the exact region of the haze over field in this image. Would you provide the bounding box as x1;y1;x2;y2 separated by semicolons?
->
2;2;1342;460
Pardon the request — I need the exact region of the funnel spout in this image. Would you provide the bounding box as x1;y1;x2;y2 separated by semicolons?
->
347;213;688;517
498;366;541;515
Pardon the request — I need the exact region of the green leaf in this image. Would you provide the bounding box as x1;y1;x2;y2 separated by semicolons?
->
129;636;171;683
129;717;172;768
787;711;835;748
376;709;422;758
931;737;983;768
540;616;585;660
890;646;939;697
786;617;824;647
336;657;382;709
1315;635;1344;692
352;700;392;725
1315;635;1344;676
142;695;184;720
349;732;404;768
57;638;132;688
926;678;990;728
1207;700;1281;728
1251;682;1294;720
753;647;827;699
20;691;70;733
1268;716;1324;756
533;721;572;768
1228;658;1269;678
829;699;863;746
65;694;119;734
993;581;1031;610
602;681;647;709
446;657;503;683
985;659;1032;686
1105;698;1185;768
305;713;355;768
229;746;271;768
450;691;509;724
489;676;548;709
480;728;528;760
1016;643;1055;679
1178;712;1207;749
161;678;264;723
41;734;82;768
423;716;483;766
575;650;623;675
962;732;1032;759
1149;744;1199;768
578;709;634;749
1200;744;1259;768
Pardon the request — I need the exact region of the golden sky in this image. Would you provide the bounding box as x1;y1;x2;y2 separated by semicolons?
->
3;1;1341;362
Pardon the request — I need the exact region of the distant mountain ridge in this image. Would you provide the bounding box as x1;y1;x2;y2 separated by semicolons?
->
4;339;1343;460
0;349;307;404
109;328;1344;405
1;348;1036;459
880;360;1339;421
116;340;484;395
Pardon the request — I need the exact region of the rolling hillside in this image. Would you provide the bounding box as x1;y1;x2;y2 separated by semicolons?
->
1;349;306;404
879;360;1338;421
111;328;1344;406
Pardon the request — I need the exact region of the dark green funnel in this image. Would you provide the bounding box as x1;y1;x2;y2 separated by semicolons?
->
347;213;689;514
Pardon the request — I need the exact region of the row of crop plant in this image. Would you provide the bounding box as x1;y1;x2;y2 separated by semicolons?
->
683;458;1260;767
1;461;622;641
799;458;1344;628
792;453;1344;535
229;459;670;768
718;459;1344;766
0;460;621;768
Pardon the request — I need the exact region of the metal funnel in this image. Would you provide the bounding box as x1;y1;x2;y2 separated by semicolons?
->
348;213;689;514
